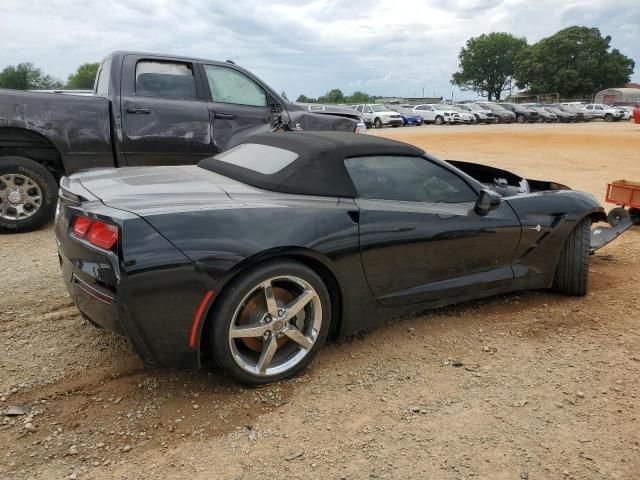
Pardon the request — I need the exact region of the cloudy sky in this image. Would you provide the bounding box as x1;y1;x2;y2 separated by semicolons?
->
0;0;638;100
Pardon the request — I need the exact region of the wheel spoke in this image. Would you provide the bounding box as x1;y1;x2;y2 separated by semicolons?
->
230;322;270;339
263;281;279;317
256;334;278;373
285;289;316;319
284;327;313;350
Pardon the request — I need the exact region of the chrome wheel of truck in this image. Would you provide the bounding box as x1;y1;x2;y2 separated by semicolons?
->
0;156;57;233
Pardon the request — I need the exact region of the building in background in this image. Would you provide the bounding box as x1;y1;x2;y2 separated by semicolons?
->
594;88;640;105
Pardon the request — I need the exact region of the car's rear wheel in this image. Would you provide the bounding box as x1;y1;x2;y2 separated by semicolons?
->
0;156;57;233
552;218;590;296
209;260;331;386
374;118;383;129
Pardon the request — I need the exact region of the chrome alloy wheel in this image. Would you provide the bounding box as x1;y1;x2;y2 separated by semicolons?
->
228;275;322;377
0;173;43;221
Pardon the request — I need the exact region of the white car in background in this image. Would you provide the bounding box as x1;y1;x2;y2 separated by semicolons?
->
410;104;461;125
352;104;404;128
455;103;497;123
443;105;476;124
615;106;633;120
580;104;624;122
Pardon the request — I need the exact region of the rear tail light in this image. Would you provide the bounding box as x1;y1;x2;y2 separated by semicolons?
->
72;215;118;250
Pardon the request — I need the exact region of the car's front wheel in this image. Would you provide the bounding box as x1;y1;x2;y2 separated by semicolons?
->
374;118;383;128
604;113;613;122
434;116;444;125
0;156;58;233
209;260;331;386
552;218;590;296
516;114;526;124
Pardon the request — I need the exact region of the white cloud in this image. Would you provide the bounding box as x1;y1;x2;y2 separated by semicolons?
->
0;0;637;100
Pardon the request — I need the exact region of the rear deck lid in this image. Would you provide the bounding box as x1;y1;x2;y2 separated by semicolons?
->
75;165;237;216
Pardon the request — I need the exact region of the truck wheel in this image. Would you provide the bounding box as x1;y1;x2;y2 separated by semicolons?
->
604;113;613;122
629;208;640;225
607;207;629;227
0;156;58;233
552;218;590;296
374;118;383;129
434;116;444;125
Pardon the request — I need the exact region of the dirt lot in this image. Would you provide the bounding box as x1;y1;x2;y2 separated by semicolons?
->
1;122;639;480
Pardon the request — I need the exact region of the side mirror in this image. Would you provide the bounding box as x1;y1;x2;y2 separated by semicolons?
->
475;188;501;215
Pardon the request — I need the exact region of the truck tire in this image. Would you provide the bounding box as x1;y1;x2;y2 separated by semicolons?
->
604;113;613;122
0;156;58;233
434;116;444;125
552;218;590;296
374;118;383;129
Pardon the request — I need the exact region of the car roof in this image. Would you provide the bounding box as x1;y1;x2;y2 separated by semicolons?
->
198;132;425;198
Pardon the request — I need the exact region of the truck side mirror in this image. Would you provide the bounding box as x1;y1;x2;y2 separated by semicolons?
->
475;189;501;215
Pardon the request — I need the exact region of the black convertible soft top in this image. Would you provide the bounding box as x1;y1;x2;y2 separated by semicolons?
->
198;131;425;197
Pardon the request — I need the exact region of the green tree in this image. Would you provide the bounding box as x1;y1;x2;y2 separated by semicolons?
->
296;94;316;103
0;63;63;90
67;62;99;89
515;26;634;97
451;32;528;101
346;91;370;103
319;88;344;104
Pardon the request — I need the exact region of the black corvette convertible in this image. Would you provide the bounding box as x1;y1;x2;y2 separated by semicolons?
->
56;131;613;385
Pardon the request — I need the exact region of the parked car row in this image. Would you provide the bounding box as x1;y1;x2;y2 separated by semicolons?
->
348;101;630;128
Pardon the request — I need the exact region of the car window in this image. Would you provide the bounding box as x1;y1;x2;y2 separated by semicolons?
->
364;106;373;113
345;156;477;204
204;65;267;107
135;61;197;99
595;105;603;110
215;143;297;174
95;58;111;97
355;105;363;113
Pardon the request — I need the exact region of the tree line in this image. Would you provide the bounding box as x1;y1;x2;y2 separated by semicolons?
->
452;26;635;101
296;89;374;104
0;62;99;90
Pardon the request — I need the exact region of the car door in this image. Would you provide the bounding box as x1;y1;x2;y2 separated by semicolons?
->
415;105;435;122
201;64;273;151
120;56;215;166
346;155;521;307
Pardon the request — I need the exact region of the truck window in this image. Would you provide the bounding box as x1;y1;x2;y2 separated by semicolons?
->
204;65;266;107
95;58;111;97
135;61;197;99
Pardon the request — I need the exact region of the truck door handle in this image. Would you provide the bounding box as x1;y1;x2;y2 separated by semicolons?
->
126;106;151;114
215;112;235;120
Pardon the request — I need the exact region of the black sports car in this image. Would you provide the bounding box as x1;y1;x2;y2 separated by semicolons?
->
56;132;617;385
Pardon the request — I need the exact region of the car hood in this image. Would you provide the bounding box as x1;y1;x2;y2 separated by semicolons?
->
74;165;238;216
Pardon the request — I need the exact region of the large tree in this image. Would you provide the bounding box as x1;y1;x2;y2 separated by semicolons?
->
67;62;99;89
451;32;528;101
0;63;63;90
515;26;634;97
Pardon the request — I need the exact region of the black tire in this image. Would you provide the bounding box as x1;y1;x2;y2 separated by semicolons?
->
604;113;613;122
374;118;383;129
628;207;640;225
607;207;629;227
0;156;58;233
516;114;526;124
552;218;591;296
209;259;332;386
434;116;444;125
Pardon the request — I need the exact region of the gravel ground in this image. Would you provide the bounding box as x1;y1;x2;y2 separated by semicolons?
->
1;121;639;480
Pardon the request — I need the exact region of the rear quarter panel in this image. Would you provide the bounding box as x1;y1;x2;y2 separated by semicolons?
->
0;89;113;173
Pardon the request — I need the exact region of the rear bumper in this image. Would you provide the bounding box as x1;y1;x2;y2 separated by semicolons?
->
55;201;213;369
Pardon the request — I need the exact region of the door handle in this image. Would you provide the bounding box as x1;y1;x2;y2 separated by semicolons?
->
215;112;236;120
126;106;151;114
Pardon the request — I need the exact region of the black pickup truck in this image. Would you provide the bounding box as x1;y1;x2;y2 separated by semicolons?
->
0;51;365;232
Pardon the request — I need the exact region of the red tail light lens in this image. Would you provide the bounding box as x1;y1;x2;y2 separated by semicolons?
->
72;215;119;251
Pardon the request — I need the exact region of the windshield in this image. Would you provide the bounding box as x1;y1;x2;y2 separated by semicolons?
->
480;103;507;112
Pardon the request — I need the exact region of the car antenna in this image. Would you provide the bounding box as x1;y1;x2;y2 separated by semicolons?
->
225;59;236;65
